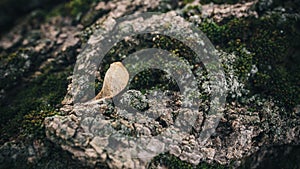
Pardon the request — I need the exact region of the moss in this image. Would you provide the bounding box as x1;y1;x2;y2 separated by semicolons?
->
0;69;70;143
22;109;59;139
46;0;103;25
229;45;254;83
198;20;227;47
246;15;300;109
65;0;96;17
182;0;196;5
149;153;229;169
129;69;179;93
240;145;300;169
182;4;202;18
0;48;40;91
46;4;68;19
197;15;300;110
200;0;240;5
95;33;197;95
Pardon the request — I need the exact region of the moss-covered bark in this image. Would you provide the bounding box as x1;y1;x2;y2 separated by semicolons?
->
0;0;299;168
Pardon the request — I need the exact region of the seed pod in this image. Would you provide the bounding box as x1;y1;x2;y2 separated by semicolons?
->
95;62;129;99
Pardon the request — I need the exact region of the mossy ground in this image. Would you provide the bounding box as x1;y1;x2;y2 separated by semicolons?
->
200;0;240;4
149;153;230;169
0;0;299;168
46;0;104;26
0;0;99;144
96;11;300;111
0;68;71;144
198;15;300;110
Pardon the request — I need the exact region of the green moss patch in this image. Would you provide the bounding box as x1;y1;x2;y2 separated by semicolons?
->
200;0;240;5
198;15;300;110
149;153;229;169
0;70;70;144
